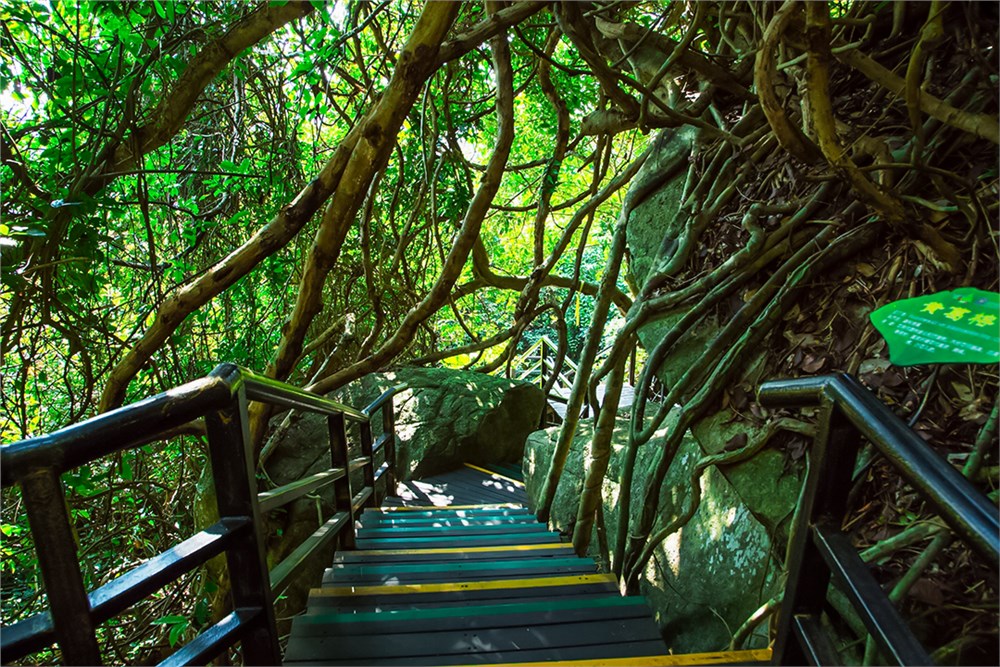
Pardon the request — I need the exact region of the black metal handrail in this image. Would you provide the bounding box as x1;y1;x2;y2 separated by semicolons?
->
0;363;404;665
759;373;999;666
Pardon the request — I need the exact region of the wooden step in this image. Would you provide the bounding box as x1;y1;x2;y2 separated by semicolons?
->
364;505;529;516
314;573;619;595
304;591;635;614
323;558;598;585
284;617;662;664
356;522;550;538
449;649;773;666
333;543;575;564
309;573;619;606
284;638;670;665
359;514;540;528
355;532;559;550
462;463;526;487
471;461;524;482
390;467;530;506
292;596;653;635
323;567;601;586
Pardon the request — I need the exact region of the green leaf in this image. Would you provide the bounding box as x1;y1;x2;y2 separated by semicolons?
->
194;600;209;626
168;621;187;647
0;524;23;537
120;457;133;481
152;615;187;625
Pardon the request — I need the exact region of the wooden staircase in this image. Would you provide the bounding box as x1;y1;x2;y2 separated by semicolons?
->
283;464;769;666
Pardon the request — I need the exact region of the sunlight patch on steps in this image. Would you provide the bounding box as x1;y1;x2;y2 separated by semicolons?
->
396;479;454;506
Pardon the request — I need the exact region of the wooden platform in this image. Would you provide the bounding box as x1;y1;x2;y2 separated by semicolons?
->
386;462;529;507
548;382;635;421
282;464;770;666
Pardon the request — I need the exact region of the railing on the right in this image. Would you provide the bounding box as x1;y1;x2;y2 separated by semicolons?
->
759;374;999;666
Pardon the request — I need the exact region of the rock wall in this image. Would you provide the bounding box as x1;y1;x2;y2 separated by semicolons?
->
625;125;699;292
526;127;808;652
263;366;545;486
524;414;783;653
622;127;805;545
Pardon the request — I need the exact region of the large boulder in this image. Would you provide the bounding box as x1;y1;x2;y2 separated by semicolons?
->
606;125;804;650
263;366;545;484
368;366;546;480
523;412;780;653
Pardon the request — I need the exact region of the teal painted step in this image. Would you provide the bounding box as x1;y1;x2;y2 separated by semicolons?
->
362;508;531;519
332;546;577;563
326;556;591;577
303;591;637;615
306;581;622;609
356;523;549;538
358;515;539;527
355;533;559;549
292;596;653;635
323;558;598;585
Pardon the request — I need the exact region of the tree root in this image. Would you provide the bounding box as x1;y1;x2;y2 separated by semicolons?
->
625;418;783;586
621;222;878;592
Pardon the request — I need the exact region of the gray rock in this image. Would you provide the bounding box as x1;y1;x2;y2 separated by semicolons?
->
690;408;804;546
633;308;721;390
264;366;546;485
524;413;778;653
625;126;699;290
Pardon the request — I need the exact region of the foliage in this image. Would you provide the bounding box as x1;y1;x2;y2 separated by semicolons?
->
0;0;997;664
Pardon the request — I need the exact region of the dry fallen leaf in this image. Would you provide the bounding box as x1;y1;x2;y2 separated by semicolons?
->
950;382;975;404
802;354;827;373
859;357;892;375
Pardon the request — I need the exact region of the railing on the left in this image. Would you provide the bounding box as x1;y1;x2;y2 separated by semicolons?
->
0;363;403;666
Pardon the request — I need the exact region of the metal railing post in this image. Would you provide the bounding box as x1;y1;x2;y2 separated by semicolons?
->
328;413;355;549
539;338;548;389
771;396;862;665
20;468;102;665
359;420;377;508
381;395;397;497
204;385;280;665
629;344;637;385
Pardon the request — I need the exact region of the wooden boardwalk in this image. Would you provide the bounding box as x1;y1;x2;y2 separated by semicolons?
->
387;462;529;507
283;464;770;666
547;382;636;421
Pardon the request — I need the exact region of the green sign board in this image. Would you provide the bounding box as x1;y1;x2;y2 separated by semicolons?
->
870;287;999;366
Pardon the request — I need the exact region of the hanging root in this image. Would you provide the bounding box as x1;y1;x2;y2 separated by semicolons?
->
625;418;783;585
621;222;879;592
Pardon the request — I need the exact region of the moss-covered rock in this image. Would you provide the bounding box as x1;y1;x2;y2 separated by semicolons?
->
523;413;779;653
262;366;545;485
624;126;699;290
